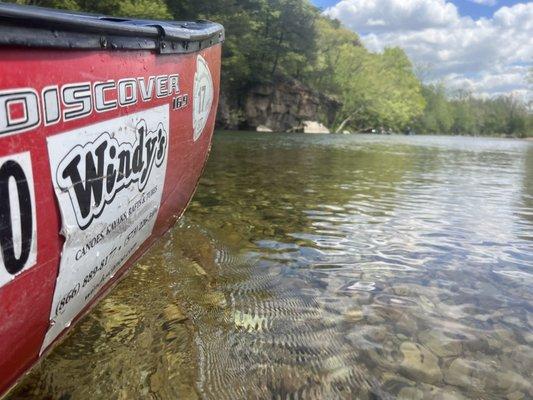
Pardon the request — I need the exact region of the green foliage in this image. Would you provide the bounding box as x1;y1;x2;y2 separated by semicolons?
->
109;0;172;19
416;86;532;137
13;0;80;10
78;0;172;19
165;0;318;94
331;44;425;132
309;17;361;94
300;17;426;132
415;85;453;134
13;0;172;18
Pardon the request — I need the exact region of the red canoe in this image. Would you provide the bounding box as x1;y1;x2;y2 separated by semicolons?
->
0;4;222;396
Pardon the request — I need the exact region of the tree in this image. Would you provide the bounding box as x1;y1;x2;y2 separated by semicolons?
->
333;45;425;132
415;85;453;134
307;17;361;94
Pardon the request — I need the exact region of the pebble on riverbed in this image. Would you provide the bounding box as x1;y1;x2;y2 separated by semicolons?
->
163;304;187;323
203;291;227;308
443;356;532;397
344;308;364;322
398;386;424;399
418;330;462;357
400;342;443;384
444;358;483;391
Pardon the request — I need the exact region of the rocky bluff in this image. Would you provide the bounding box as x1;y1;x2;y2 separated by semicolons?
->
217;76;341;133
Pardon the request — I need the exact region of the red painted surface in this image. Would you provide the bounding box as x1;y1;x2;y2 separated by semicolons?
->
0;44;221;396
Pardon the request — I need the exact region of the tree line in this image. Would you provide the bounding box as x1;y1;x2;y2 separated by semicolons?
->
11;0;532;137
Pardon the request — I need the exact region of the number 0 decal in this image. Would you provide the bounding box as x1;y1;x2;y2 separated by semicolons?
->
0;151;37;286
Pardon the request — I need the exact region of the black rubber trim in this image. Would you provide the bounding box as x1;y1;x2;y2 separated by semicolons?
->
0;3;224;53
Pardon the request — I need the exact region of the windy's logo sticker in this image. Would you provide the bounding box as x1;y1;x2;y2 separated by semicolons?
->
193;55;214;141
56;120;167;229
42;104;169;353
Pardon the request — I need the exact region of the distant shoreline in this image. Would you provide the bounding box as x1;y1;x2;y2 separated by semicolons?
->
216;130;533;140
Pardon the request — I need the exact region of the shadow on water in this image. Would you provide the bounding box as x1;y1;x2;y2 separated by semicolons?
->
7;133;533;399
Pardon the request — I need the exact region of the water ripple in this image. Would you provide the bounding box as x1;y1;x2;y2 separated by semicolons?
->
8;134;533;400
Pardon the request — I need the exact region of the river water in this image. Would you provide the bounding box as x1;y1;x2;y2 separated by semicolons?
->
8;133;533;399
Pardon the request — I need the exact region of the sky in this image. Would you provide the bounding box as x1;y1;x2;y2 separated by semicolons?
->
311;0;532;99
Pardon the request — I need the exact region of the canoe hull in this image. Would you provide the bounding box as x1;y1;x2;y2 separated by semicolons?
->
0;44;221;395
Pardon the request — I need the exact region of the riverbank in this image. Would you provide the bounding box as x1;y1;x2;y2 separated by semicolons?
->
215;77;532;138
216;125;533;139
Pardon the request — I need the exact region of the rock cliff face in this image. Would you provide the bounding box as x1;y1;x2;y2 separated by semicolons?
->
216;77;341;132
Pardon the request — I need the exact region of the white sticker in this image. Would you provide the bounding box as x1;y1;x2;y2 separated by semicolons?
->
0;151;37;286
193;55;214;141
41;105;169;352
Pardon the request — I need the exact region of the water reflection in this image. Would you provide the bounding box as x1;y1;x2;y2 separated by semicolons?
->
518;145;533;234
7;133;533;399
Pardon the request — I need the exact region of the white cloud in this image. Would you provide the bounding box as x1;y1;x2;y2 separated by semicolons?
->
323;0;533;98
443;66;530;100
469;0;497;6
324;0;459;32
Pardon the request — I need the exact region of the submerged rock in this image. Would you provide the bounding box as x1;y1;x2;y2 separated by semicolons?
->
163;304;187;323
398;386;424;399
429;388;468;400
395;313;419;336
507;345;533;371
506;391;526;400
523;331;533;344
190;261;208;277
400;342;443;384
494;371;532;393
444;358;482;390
344;308;364;322
445;356;531;395
418;330;462;357
203;291;227;309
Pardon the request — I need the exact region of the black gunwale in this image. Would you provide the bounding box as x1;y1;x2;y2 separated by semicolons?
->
0;3;224;53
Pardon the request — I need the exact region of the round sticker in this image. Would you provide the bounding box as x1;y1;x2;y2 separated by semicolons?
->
192;55;214;141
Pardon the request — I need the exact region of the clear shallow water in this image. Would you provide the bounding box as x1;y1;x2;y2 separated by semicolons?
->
8;133;533;399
